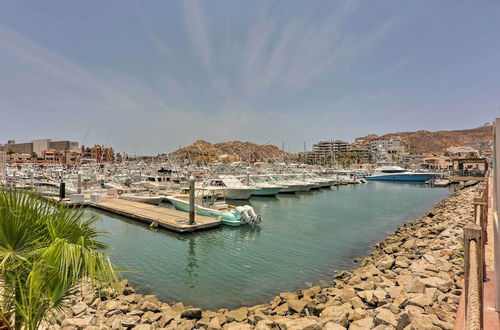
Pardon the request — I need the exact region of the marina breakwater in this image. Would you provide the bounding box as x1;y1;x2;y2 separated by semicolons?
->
45;184;481;330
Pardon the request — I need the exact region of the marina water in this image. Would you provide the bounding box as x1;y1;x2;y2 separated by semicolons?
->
90;182;451;310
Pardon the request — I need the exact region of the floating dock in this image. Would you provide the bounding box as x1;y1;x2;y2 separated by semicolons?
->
88;198;221;233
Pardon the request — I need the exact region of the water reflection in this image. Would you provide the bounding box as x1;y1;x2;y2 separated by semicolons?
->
89;182;452;309
185;237;198;288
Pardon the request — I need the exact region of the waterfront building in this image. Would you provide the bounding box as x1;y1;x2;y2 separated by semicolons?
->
0;139;79;155
452;158;488;174
80;145;115;163
303;140;350;165
2;140;34;154
367;136;406;161
419;154;453;170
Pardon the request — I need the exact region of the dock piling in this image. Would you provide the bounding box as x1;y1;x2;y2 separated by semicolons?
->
77;173;82;194
189;176;195;225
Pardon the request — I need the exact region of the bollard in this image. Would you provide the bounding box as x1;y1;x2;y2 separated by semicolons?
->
59;181;66;201
189;176;195;225
77;173;82;194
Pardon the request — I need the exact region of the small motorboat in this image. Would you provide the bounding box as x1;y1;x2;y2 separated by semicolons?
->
120;194;162;206
165;195;261;226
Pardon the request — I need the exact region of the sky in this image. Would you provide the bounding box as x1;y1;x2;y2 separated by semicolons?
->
0;0;499;155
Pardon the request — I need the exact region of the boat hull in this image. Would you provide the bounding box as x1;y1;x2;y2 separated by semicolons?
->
251;187;282;197
224;188;255;200
121;196;162;205
278;184;312;193
167;197;243;226
365;173;436;182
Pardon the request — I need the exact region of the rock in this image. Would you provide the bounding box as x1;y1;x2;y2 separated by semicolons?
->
374;308;397;327
71;302;88;316
350;308;369;321
223;322;253;330
208;317;222;330
106;300;120;311
288;299;308;314
422;254;437;264
357;290;388;306
323;322;346;330
350;297;364;309
157;311;176;327
406;293;434;308
141;311;162;323
395;311;410;330
407;311;441;330
273;303;289;316
376;256;395;270
349;317;374;329
405;277;425;293
303;286;321;298
134;325;152;330
320;304;351;327
420;277;452;293
66;316;96;329
141;301;161;312
181;308;202;320
274;318;322;330
120;315;140;328
171;302;185;312
227;307;248;322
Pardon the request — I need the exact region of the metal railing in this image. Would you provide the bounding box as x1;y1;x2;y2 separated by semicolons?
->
452;169;487;178
463;179;489;330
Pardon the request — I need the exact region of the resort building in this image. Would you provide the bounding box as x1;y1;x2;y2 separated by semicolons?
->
367;136;406;158
80;145;115;163
302;140;350;164
0;139;79;155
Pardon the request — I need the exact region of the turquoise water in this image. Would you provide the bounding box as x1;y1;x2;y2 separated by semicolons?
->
90;182;451;310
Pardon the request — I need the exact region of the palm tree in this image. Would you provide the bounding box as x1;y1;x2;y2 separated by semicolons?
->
0;190;117;330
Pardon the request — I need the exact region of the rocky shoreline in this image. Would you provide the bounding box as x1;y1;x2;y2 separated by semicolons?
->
45;183;482;330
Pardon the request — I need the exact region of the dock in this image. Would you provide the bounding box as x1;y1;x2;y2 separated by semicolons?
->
88;198;221;233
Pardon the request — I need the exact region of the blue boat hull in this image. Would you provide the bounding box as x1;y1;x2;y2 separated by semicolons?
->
365;173;436;182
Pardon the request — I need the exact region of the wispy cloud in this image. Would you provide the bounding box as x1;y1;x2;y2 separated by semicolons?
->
181;0;212;71
232;1;402;97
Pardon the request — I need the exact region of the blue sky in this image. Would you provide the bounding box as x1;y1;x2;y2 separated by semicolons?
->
0;1;499;154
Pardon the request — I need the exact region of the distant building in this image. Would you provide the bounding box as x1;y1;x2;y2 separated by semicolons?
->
80;145;115;163
1;139;79;155
32;139;51;155
2;140;34;154
446;146;479;157
303;140;350;164
50;140;79;152
368;136;406;160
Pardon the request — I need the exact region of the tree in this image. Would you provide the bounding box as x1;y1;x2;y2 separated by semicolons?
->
31;152;38;160
6;149;15;155
0;190;117;330
465;152;478;159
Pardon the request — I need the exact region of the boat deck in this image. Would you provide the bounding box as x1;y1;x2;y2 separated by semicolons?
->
88;198;221;233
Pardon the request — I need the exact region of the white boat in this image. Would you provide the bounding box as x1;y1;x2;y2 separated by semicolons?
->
204;176;259;200
165;195;261;226
365;166;437;182
120;194;162;205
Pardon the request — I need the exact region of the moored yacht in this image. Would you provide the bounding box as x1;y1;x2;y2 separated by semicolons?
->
365;166;437;182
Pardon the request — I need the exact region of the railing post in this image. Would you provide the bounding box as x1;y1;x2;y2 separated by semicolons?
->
464;223;483;329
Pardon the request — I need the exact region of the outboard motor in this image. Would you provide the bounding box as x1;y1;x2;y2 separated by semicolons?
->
236;205;262;225
236;206;251;223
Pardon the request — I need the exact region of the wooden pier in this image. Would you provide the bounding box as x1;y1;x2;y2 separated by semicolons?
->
88;199;221;233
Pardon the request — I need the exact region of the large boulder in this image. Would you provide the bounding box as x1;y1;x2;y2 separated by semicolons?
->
226;307;248;322
181;308;202;320
374;308;397;328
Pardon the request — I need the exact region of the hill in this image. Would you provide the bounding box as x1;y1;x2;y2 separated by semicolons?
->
168;140;292;163
356;123;493;154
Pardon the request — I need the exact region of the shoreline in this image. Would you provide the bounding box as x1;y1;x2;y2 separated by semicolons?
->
48;183;481;330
